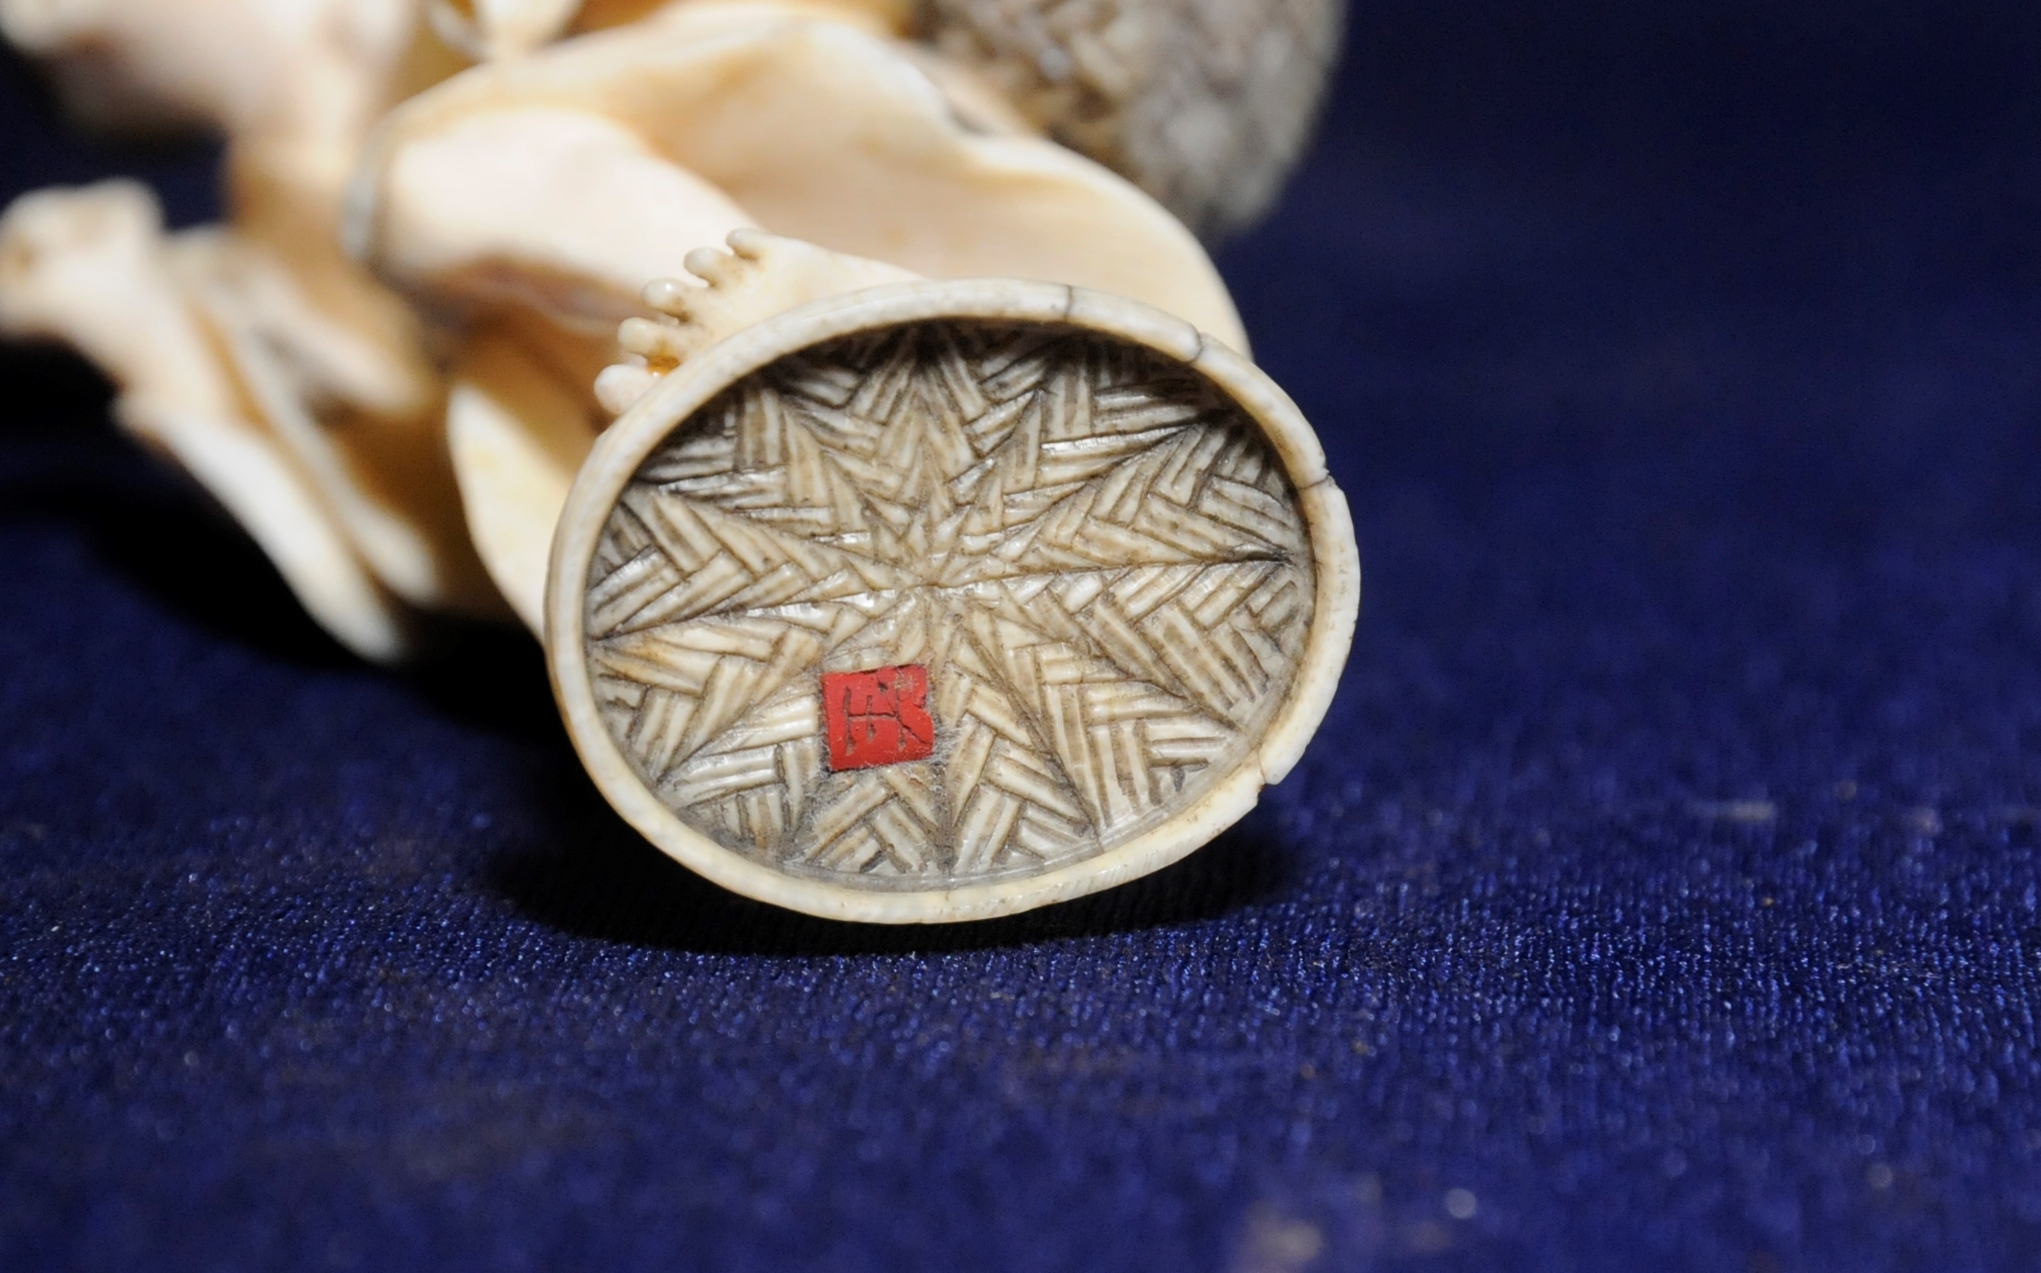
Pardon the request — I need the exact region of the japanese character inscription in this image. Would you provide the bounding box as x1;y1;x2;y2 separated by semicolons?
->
823;664;936;771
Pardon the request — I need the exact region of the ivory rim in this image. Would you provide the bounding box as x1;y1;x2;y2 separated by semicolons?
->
546;280;1361;924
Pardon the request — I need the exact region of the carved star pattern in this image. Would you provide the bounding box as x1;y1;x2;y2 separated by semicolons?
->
585;322;1313;884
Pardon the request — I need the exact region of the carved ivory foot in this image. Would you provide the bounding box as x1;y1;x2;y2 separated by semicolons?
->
547;275;1360;923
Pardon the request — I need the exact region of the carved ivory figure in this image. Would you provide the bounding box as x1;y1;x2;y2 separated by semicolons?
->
0;0;1356;920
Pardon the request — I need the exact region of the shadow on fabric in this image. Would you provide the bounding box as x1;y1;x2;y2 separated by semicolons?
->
485;793;1297;957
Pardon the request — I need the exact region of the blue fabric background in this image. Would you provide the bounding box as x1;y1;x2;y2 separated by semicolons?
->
6;3;2041;1269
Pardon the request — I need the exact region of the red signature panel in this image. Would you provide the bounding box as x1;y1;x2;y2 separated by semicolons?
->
822;664;935;771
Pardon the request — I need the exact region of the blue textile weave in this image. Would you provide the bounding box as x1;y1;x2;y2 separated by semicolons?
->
5;3;2041;1269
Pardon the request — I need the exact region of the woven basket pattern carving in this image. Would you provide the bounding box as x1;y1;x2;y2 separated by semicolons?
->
584;320;1315;887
